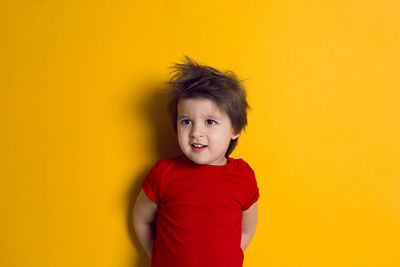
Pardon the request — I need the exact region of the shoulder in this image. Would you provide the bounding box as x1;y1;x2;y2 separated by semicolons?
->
230;157;255;173
151;155;182;171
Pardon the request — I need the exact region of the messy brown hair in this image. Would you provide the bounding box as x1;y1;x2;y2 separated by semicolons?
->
165;55;251;157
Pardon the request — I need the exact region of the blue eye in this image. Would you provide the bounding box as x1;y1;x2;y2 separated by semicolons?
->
206;119;217;125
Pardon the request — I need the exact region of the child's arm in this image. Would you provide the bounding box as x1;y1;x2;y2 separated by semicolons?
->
133;189;159;259
241;201;258;252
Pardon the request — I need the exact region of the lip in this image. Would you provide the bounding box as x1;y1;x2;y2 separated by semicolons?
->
191;143;207;146
190;143;208;151
191;146;207;152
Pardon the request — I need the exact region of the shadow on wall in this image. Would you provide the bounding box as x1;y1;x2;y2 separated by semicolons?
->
126;83;181;267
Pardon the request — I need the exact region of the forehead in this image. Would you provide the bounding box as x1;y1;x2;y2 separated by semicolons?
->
177;97;224;117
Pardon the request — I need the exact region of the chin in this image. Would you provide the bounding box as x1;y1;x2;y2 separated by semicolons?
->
185;154;207;165
187;156;203;164
193;159;208;165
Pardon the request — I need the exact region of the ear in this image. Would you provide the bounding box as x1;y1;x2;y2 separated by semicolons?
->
231;130;241;140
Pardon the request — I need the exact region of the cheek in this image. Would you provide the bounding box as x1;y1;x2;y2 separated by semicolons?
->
216;130;233;143
177;128;188;141
177;126;185;134
209;130;227;141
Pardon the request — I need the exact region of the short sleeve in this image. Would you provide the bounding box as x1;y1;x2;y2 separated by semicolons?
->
241;166;259;211
141;159;163;205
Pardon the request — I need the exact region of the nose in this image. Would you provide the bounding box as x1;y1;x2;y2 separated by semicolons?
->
190;122;204;138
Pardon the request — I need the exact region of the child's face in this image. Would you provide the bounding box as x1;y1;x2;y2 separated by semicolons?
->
177;97;241;166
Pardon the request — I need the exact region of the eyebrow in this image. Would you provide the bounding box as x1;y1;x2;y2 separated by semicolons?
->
178;114;220;120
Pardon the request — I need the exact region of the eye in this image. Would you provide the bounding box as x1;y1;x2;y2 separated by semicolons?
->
206;119;217;125
180;119;192;125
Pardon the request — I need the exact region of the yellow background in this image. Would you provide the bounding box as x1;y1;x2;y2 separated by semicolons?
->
1;1;399;266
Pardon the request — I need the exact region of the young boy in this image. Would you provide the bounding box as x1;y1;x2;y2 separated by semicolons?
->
133;56;259;267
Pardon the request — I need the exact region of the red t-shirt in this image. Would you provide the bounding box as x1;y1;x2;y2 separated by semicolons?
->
141;153;260;267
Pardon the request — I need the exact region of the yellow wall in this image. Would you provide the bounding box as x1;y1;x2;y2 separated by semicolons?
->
1;1;399;266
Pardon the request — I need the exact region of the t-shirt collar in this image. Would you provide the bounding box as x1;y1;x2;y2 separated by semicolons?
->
179;153;233;167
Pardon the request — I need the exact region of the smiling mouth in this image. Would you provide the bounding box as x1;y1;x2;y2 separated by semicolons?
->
191;144;208;148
